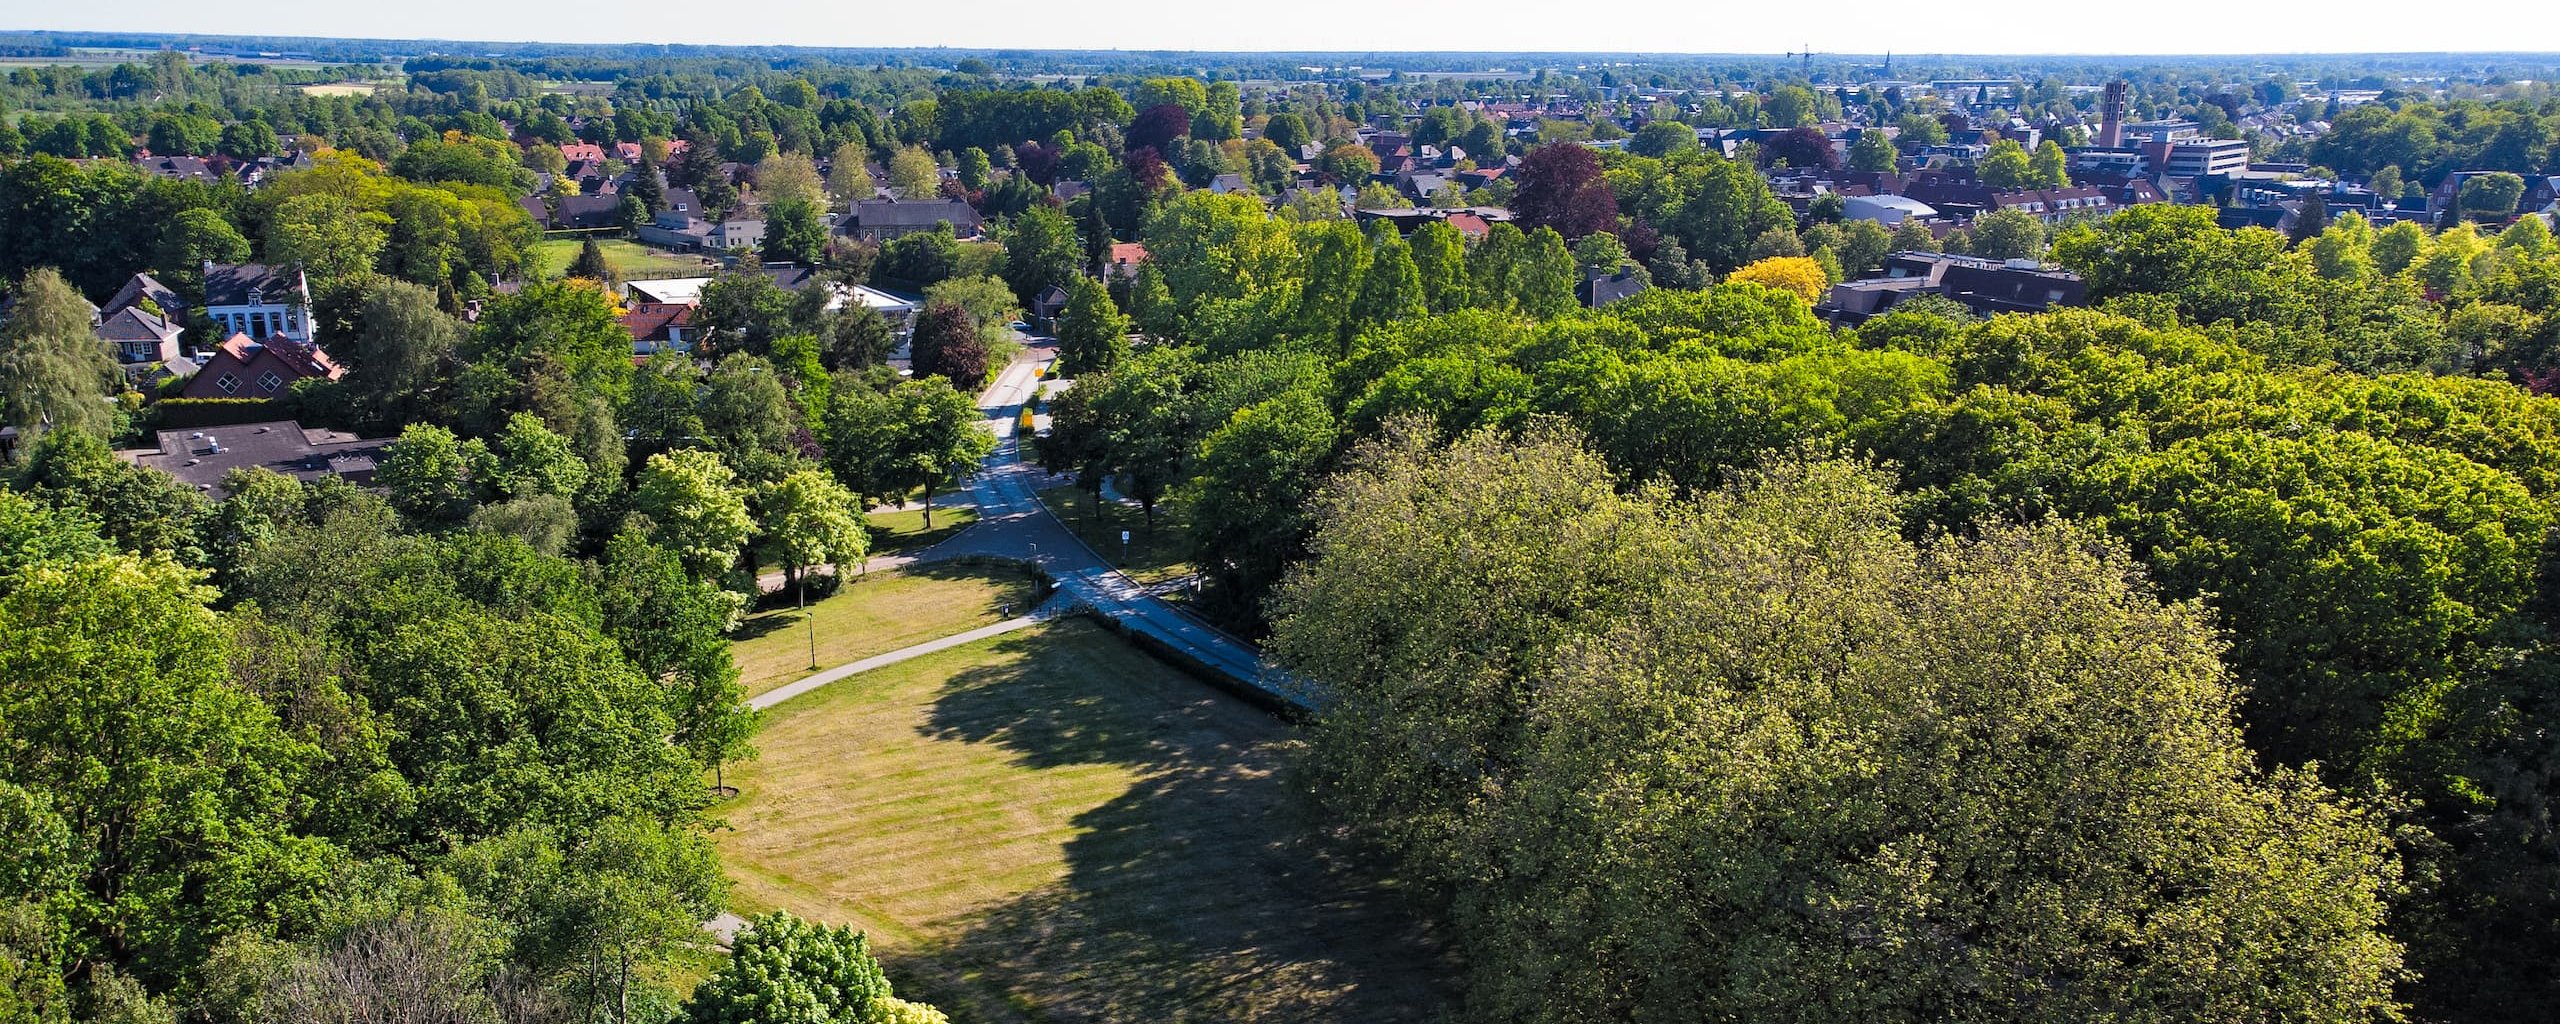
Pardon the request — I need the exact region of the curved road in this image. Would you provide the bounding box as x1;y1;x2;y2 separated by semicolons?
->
927;348;1319;711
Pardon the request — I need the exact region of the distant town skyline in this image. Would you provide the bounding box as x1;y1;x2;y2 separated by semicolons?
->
16;0;2560;59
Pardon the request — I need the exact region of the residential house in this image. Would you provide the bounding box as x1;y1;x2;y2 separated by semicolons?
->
1986;186;2115;226
200;263;315;343
134;154;222;184
181;333;344;400
97;305;186;366
1027;284;1070;329
1578;266;1648;308
100;272;184;323
120;421;392;494
1104;242;1149;283
838;198;985;242
634;196;765;251
550;195;624;230
620;302;696;356
1352;206;1513;239
559;142;608;164
2433;171;2560;222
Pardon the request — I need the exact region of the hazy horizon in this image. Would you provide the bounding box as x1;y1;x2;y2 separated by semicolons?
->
12;0;2560;60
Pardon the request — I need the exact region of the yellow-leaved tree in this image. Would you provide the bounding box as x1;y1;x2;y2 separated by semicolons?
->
1726;255;1829;303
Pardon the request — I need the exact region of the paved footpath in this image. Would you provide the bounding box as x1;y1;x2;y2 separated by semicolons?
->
739;348;1312;719
749;612;1047;711
937;351;1313;708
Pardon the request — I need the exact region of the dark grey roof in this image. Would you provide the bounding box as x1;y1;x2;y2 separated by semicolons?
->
101;273;180;318
1579;268;1648;308
97;306;183;343
123;420;394;493
760;265;825;291
202;264;302;307
136;155;221;183
553;195;623;229
846;198;982;230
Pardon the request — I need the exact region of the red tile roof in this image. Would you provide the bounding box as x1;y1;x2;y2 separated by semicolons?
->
620;302;695;342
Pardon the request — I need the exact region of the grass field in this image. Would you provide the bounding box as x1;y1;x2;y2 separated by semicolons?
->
867;503;979;556
299;82;380;96
716;619;1453;1023
729;565;1037;698
531;237;710;281
1036;485;1192;585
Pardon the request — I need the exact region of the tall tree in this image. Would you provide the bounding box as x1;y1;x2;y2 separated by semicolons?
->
826;142;876;201
1978;139;2036;191
759;469;868;599
598;533;751;777
1270;426;2405;1024
750;153;823;210
0;553;335;992
908;301;989;389
1358;225;1430;317
567;236;613;283
2030;139;2072;188
1849;129;1897;172
761;198;829;267
632;449;755;580
1000;206;1082;307
1969;208;2047;260
1053;275;1128;375
1510;143;1618;240
1408;221;1470;314
822;378;993;528
0;268;119;440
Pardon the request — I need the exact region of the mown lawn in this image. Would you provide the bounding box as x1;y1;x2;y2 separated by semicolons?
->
867;503;978;557
531;237;710;280
1035;485;1192;585
716;618;1453;1023
728;565;1037;698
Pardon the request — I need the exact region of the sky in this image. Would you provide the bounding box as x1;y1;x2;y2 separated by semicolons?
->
18;0;2560;57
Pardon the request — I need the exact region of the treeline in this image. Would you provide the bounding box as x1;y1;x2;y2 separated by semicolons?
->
2305;96;2560;186
0;192;997;1024
0;424;950;1020
1042;190;2560;1020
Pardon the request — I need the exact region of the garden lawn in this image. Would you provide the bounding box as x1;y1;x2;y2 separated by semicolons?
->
729;565;1037;698
715;619;1452;1024
531;237;708;280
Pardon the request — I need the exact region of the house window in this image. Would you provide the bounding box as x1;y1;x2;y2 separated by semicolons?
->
215;373;240;394
258;371;285;393
250;313;268;338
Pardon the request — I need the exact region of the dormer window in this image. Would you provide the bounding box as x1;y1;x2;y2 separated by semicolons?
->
247;288;261;305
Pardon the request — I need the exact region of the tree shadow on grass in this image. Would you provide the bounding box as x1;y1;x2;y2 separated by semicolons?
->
902;626;1457;1024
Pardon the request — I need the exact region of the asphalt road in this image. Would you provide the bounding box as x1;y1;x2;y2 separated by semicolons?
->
933;347;1312;709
